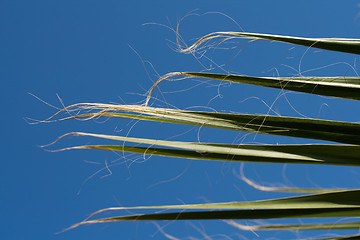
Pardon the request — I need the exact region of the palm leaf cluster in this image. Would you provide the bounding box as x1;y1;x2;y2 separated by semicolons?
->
52;32;360;239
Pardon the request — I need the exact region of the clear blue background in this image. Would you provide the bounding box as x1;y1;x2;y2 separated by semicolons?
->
2;1;360;240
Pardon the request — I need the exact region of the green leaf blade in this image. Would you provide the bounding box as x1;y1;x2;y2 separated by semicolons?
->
59;104;360;144
181;72;360;101
65;131;360;166
187;31;360;55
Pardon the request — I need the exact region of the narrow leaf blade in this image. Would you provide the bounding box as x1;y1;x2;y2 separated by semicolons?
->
185;31;360;55
181;72;360;101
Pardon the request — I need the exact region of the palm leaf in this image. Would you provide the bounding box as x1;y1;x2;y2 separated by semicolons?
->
69;190;360;229
173;72;360;101
51;30;360;240
51;104;360;144
59;132;360;166
183;31;360;55
77;208;360;223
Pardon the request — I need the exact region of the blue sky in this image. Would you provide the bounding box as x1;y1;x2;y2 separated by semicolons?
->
2;1;360;240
